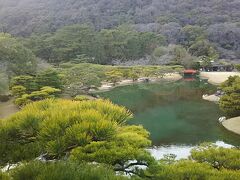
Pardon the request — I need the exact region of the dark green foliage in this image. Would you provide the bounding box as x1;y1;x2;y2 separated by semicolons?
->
23;25;106;64
157;15;180;25
10;161;127;180
60;63;112;89
191;144;240;170
145;160;240;180
24;25;165;64
144;144;240;179
105;70;123;84
71;54;94;64
35;69;63;89
178;25;205;47
171;45;196;68
208;23;240;53
1;0;239;37
150;44;199;68
0;33;36;76
0;72;8;95
74;95;95;101
2;142;240;180
235;64;240;71
219;76;240;117
21;33;53;60
199;56;213;69
10;76;38;93
189;39;219;59
43;25;101;63
0;0;239;60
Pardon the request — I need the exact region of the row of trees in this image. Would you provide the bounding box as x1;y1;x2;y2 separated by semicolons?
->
23;24;220;68
59;63;183;96
23;25;166;64
0;24;220;77
0;99;240;179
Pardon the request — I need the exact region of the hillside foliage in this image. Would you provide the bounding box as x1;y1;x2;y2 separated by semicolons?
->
0;33;36;77
0;0;239;61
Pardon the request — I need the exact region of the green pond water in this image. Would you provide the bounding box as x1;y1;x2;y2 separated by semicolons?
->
97;79;240;148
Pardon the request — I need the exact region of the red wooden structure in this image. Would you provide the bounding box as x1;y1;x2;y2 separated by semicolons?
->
183;69;197;75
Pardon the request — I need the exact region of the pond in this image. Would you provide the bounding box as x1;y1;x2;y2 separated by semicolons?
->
97;79;240;159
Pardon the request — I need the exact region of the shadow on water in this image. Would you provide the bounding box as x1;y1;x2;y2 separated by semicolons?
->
98;79;240;147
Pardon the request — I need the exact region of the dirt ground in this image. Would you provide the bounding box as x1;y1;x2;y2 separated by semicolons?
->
200;72;240;85
0;100;18;119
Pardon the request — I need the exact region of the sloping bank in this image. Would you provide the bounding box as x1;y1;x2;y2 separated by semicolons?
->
200;72;240;136
222;117;240;136
200;72;240;85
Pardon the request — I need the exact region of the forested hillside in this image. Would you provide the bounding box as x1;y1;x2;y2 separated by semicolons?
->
0;0;239;61
1;1;240;179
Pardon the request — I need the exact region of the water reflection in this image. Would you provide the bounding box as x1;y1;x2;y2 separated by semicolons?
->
148;141;234;160
98;80;240;146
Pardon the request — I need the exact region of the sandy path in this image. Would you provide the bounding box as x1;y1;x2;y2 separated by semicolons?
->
200;72;240;85
0;100;18;119
222;117;240;135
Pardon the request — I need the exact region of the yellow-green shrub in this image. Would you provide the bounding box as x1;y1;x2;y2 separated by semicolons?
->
0;99;152;174
14;86;61;106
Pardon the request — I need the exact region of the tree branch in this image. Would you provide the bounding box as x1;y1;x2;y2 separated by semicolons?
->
124;161;148;169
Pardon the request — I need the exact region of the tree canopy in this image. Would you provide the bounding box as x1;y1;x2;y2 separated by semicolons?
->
9;161;128;180
0;33;36;76
219;76;240;117
0;99;153;174
10;69;62;106
23;25;165;64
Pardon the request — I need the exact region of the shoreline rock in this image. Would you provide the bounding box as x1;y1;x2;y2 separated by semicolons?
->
202;94;220;103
